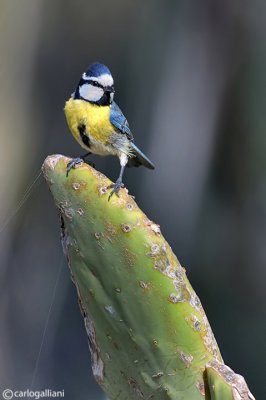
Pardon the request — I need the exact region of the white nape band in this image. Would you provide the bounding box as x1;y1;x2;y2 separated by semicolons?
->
79;83;104;102
82;72;90;80
82;72;114;87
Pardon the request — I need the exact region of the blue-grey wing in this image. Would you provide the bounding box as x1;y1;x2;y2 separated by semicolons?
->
109;101;133;140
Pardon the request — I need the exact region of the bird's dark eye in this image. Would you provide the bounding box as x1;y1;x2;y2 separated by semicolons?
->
88;79;103;89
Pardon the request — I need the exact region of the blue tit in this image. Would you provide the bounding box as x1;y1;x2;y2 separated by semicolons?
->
64;62;155;199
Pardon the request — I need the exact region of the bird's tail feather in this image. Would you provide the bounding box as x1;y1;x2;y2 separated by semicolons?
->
127;142;155;169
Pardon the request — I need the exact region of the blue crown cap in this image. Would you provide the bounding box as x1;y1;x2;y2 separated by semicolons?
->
85;62;111;78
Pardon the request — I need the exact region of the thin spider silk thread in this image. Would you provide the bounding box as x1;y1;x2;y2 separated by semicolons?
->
0;169;43;234
29;256;65;395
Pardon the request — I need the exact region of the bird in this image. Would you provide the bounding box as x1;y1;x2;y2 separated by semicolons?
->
64;62;155;199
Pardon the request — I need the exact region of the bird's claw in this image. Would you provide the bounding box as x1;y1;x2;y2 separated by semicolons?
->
66;157;84;177
108;180;124;201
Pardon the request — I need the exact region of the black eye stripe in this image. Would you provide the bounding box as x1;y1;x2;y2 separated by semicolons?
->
87;79;103;89
83;78;114;92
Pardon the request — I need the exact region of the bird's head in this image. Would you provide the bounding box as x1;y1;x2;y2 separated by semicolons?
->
74;62;115;105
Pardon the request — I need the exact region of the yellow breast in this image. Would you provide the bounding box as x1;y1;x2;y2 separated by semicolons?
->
64;98;114;149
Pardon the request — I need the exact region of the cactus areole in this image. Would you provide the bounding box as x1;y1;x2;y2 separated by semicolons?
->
43;155;255;400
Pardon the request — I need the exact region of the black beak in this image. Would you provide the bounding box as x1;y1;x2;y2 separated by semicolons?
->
105;86;115;93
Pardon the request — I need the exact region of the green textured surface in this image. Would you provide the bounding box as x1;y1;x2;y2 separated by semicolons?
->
206;366;233;399
42;155;255;400
205;360;255;400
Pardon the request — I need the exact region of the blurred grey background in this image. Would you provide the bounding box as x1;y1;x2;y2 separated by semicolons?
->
0;0;265;399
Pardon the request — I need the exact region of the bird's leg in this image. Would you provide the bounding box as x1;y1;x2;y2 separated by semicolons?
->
108;164;126;201
66;152;92;177
108;154;128;200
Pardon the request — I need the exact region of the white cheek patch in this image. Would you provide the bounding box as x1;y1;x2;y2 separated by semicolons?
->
79;83;104;102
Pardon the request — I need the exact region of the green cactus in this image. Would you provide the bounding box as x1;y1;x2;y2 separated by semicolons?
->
42;154;255;400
